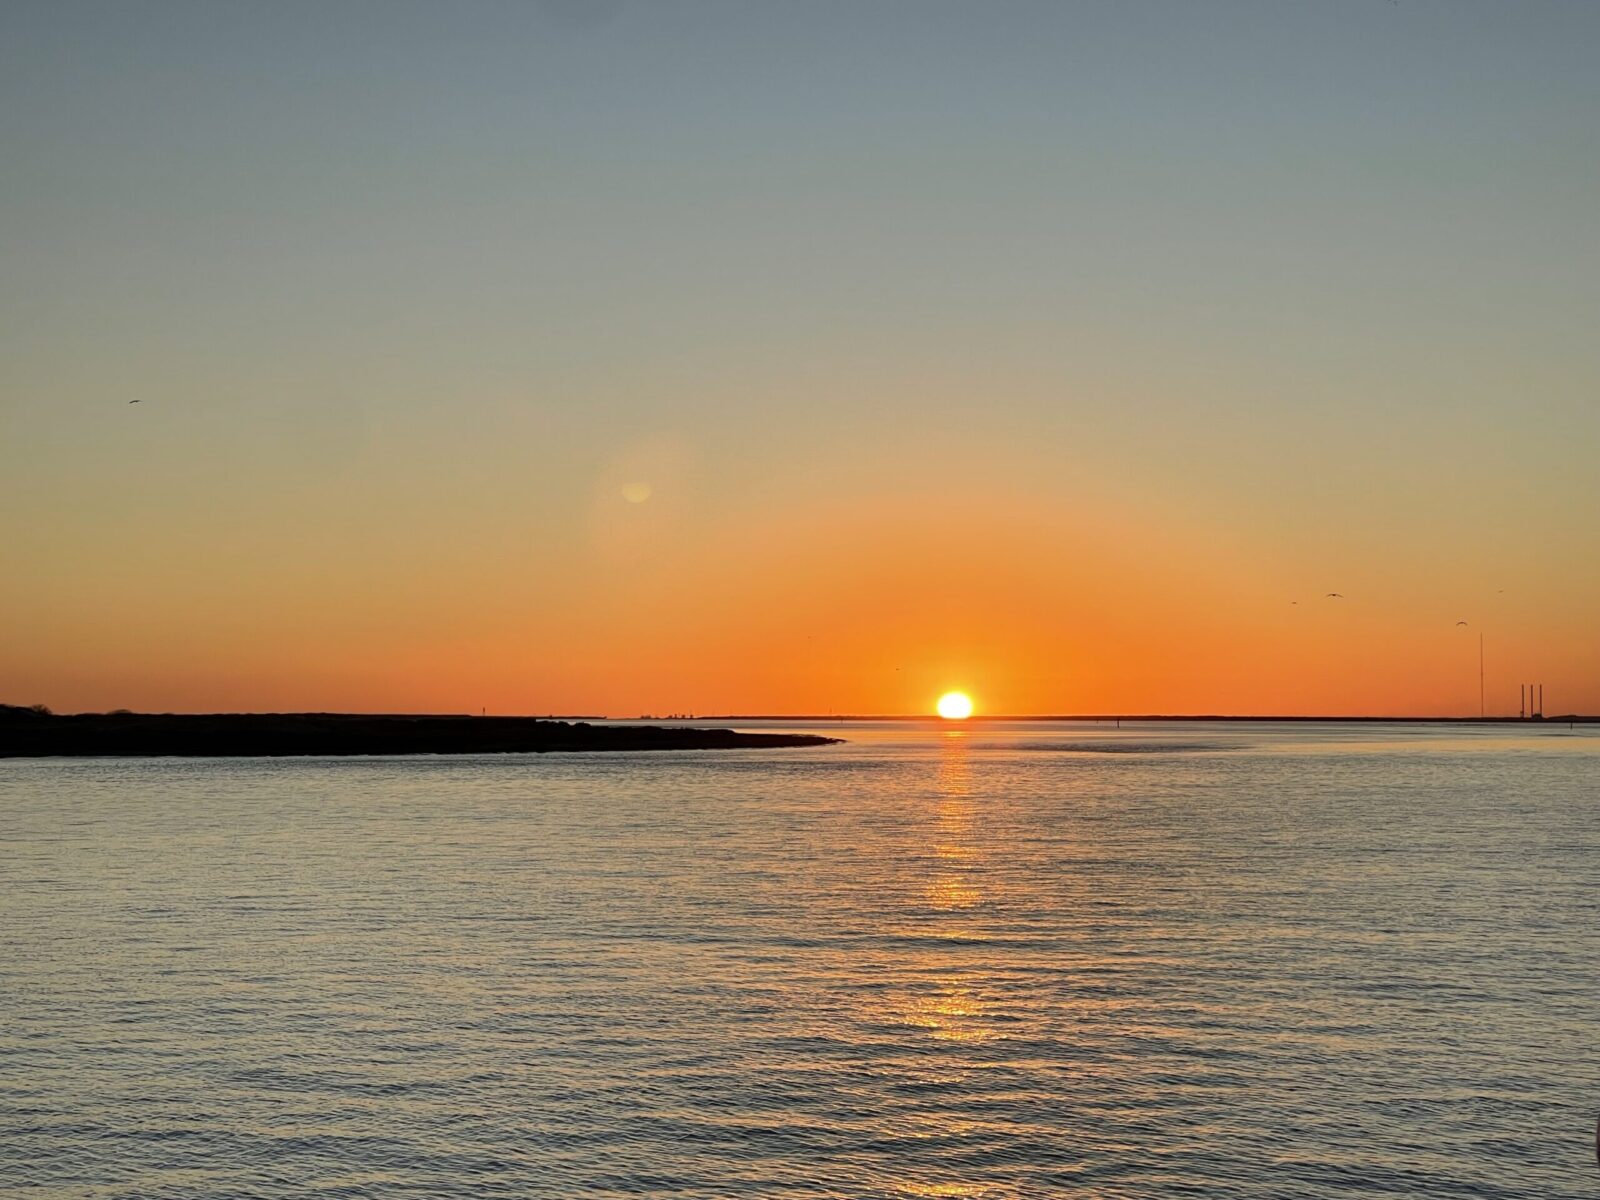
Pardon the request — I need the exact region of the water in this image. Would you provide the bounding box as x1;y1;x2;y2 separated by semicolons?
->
2;721;1596;1198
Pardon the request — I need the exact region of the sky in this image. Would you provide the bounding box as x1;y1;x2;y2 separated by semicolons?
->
3;0;1597;717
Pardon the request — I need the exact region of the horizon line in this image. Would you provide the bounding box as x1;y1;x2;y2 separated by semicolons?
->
13;705;1595;725
689;713;1598;724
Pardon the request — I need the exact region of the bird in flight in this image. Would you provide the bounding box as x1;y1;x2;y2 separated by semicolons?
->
1456;620;1469;626
1325;593;1344;599
128;399;141;404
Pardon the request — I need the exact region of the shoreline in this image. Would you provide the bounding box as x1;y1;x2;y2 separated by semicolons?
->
699;714;1598;724
0;708;841;758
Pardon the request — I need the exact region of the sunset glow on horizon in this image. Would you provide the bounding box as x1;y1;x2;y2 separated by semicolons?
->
2;3;1596;718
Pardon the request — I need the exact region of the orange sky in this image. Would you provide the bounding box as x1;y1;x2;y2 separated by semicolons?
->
3;4;1597;716
5;436;1595;716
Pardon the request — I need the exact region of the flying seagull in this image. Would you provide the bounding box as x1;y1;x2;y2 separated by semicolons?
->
1325;593;1344;598
128;399;141;404
1456;620;1469;626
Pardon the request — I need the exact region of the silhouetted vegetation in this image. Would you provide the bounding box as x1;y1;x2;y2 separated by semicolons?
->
2;703;55;718
0;707;840;758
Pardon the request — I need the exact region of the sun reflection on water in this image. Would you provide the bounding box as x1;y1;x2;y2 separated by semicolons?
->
859;731;1038;1198
886;730;1004;1045
928;729;977;907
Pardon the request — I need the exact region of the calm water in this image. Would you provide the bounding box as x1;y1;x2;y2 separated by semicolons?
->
2;721;1596;1198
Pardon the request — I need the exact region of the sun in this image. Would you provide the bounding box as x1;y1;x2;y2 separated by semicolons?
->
936;691;974;720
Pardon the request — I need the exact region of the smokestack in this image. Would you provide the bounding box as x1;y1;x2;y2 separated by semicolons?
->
1521;684;1526;719
1479;633;1485;719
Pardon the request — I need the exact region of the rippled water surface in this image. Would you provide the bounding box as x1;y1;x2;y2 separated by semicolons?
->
3;721;1597;1198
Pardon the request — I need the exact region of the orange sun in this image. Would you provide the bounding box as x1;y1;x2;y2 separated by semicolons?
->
936;691;974;720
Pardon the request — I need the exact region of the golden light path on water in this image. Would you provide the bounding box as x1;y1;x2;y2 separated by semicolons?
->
859;729;1001;1197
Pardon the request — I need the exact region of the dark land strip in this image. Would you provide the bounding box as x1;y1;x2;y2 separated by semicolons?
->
0;706;840;758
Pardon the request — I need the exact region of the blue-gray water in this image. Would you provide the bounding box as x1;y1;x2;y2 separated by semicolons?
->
2;721;1596;1198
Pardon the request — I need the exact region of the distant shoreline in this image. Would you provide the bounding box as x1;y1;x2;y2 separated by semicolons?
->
701;714;1599;724
0;707;840;758
5;706;1593;760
